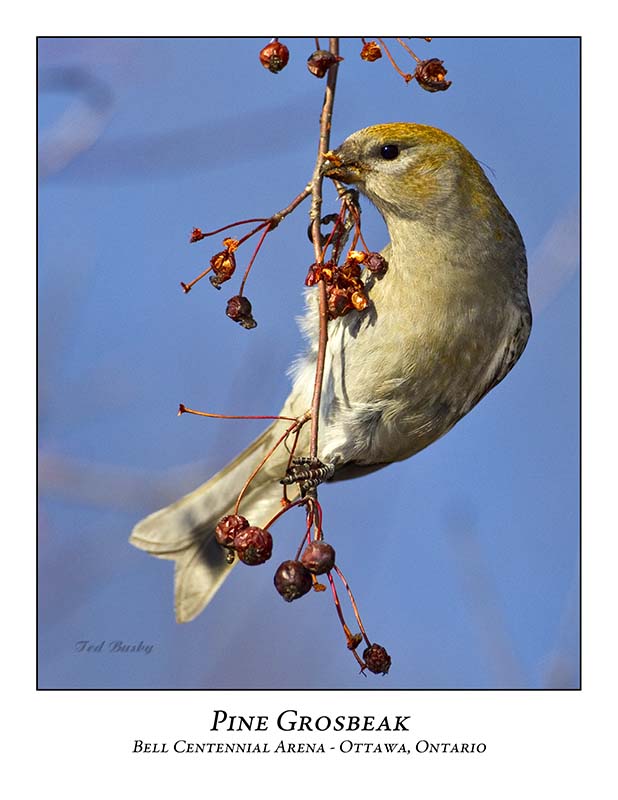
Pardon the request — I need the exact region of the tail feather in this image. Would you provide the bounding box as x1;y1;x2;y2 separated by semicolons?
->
130;421;295;622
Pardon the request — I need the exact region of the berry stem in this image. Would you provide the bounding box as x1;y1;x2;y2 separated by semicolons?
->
183;189;312;295
319;203;348;263
282;422;304;503
238;222;272;297
351;213;371;253
234;220;270;248
333;564;371;647
295;512;314;560
192;218;269;239
178;404;297;423
180;266;213;293
377;38;413;82
327;572;366;669
233;414;311;515
311;496;324;538
396;37;421;63
262;496;309;531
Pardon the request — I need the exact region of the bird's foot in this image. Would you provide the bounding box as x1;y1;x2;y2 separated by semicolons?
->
281;458;335;496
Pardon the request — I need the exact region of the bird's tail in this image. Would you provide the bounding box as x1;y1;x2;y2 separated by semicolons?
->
129;421;296;622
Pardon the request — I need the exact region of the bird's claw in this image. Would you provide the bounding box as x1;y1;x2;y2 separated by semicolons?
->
281;458;335;496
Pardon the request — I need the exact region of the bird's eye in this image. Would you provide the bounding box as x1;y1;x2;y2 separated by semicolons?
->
380;144;400;160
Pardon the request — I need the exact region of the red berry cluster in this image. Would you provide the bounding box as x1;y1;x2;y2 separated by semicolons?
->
273;539;336;602
257;38;451;94
215;514;272;565
305;250;388;321
258;39;344;79
359;37;452;92
214;503;391;675
184;221;272;328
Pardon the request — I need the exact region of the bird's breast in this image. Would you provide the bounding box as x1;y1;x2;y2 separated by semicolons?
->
312;246;526;467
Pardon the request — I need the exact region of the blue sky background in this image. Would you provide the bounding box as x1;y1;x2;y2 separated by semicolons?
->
38;37;580;689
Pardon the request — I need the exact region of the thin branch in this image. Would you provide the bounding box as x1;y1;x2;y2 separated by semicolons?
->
233;413;311;515
308;37;340;460
269;185;312;228
181;189;312;293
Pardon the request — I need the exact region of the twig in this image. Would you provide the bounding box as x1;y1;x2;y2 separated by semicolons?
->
182;189;312;293
269;185;312;228
233;414;310;515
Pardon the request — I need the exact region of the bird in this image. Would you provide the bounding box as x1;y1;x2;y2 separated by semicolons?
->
130;122;532;623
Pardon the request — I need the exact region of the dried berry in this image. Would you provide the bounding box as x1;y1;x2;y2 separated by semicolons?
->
300;540;336;574
306;255;373;320
234;526;273;566
346;250;367;264
363;643;392;675
259;40;290;74
364;251;389;275
190;227;206;243
226;295;257;329
351;290;368;311
305;261;335;287
222;237;239;253
326;285;353;319
360;41;382;62
339;259;363;283
215;514;249;549
209;250;236;289
307;50;343;78
414;58;452;92
274;560;313;601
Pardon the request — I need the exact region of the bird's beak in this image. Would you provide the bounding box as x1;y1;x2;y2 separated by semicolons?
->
321;149;362;184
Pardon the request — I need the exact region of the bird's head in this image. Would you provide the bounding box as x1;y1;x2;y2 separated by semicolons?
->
322;123;496;227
